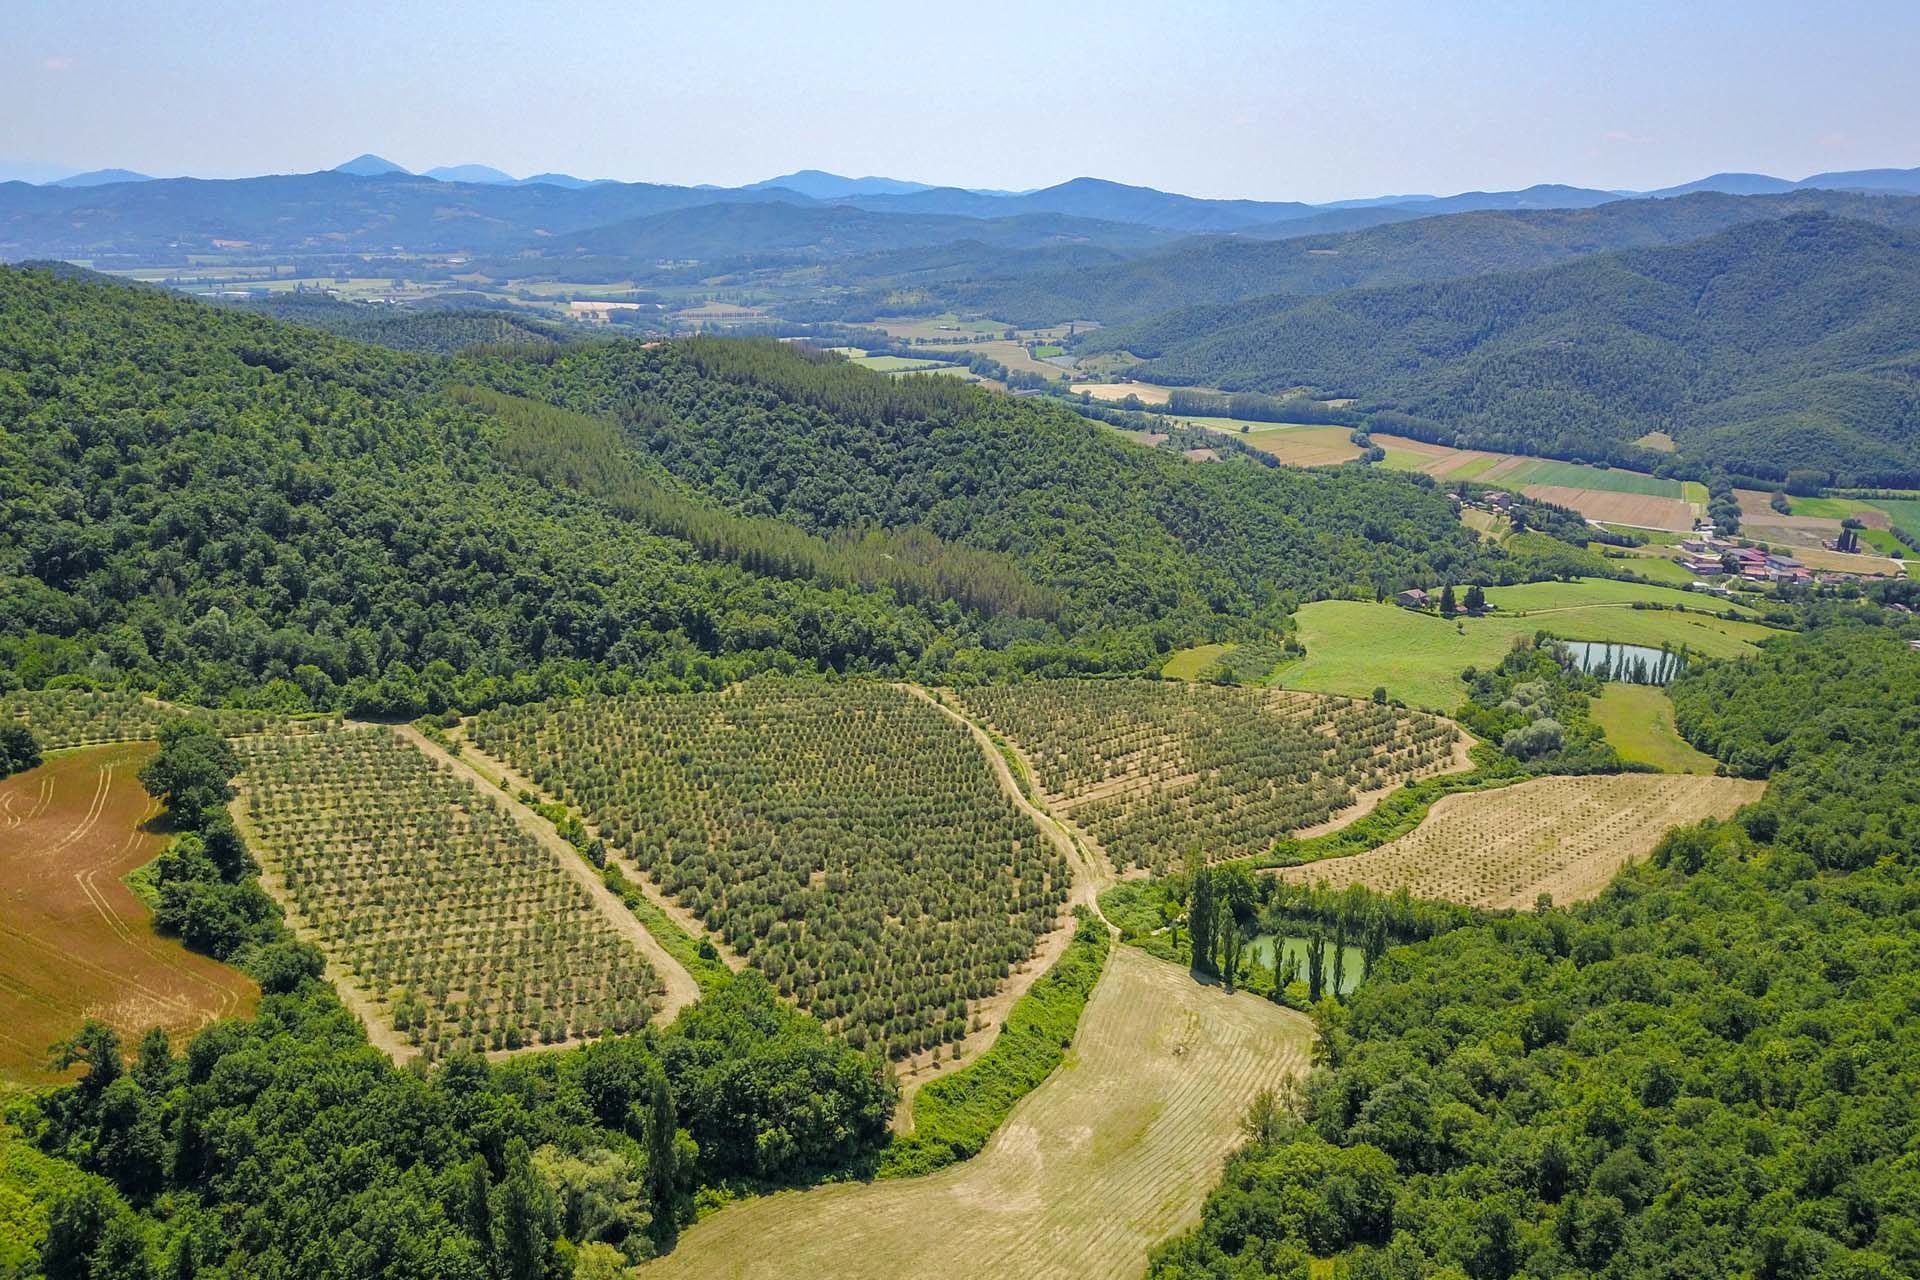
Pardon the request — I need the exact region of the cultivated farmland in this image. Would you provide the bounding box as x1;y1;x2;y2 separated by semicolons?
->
640;945;1310;1280
467;678;1066;1060
1276;773;1764;908
950;680;1464;871
5;690;270;750
234;724;662;1061
0;744;256;1083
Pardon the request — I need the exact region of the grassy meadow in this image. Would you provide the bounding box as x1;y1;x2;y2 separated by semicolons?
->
1592;683;1720;774
1278;581;1779;710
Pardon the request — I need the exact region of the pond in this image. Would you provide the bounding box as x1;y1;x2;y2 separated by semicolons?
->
1248;934;1366;997
1562;641;1686;685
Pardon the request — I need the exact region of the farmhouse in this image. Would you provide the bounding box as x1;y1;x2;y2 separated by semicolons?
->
1395;588;1430;610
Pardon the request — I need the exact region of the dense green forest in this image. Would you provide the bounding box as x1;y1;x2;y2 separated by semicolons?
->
225;293;577;354
1107;216;1920;485
1151;623;1920;1278
0;266;1505;712
471;334;1504;637
820;190;1920;328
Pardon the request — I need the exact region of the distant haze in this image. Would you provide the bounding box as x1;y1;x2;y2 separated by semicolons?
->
4;0;1917;203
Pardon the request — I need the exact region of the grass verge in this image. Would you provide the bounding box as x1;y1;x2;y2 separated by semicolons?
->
878;908;1109;1179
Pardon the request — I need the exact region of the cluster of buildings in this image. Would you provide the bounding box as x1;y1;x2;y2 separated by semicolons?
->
1677;531;1813;587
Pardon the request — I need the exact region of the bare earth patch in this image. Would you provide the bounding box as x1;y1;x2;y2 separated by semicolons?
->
1521;485;1695;531
0;745;257;1083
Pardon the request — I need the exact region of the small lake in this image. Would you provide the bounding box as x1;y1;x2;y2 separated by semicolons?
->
1563;641;1686;685
1249;934;1366;997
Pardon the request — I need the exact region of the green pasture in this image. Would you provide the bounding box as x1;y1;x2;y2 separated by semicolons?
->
1279;585;1779;711
1592;684;1719;774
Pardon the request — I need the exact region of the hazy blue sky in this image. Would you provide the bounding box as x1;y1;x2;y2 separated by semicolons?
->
7;0;1917;199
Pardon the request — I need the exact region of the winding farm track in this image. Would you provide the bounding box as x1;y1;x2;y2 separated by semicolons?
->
393;725;700;1024
641;945;1310;1280
0;745;256;1083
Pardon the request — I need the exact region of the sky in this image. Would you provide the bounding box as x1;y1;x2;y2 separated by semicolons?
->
6;0;1918;200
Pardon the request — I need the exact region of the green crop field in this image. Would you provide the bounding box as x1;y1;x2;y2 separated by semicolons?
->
1495;459;1685;498
1281;588;1779;710
951;680;1463;870
1595;550;1700;586
1486;577;1758;615
852;354;957;373
1161;642;1235;679
1865;498;1920;539
468;677;1065;1060
1592;684;1719;774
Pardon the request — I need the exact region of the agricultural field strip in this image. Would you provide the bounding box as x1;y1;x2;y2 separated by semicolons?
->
467;678;1068;1062
640;945;1311;1280
1275;774;1765;909
4;690;274;750
393;726;698;1021
896;684;1111;1097
448;729;750;977
233;724;663;1062
951;681;1461;872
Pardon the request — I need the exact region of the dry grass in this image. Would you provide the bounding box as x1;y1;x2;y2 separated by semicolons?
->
0;745;257;1084
640;946;1309;1280
1521;485;1695;531
1076;381;1173;405
1276;773;1764;908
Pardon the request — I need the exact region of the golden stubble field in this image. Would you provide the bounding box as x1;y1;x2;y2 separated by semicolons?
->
640;945;1309;1280
1276;773;1764;908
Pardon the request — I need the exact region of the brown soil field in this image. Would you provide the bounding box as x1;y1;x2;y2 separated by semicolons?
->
1276;773;1764;909
639;946;1309;1280
0;745;257;1083
1522;485;1695;531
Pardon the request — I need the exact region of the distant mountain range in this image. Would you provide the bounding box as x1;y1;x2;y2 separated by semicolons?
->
23;157;1919;221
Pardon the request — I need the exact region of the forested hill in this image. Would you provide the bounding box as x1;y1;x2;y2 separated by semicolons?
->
0;266;1497;714
466;335;1501;625
863;189;1920;328
1117;214;1920;486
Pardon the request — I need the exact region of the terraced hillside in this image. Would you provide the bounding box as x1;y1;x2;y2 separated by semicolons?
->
467;678;1067;1061
1276;772;1764;907
233;724;663;1061
951;680;1464;870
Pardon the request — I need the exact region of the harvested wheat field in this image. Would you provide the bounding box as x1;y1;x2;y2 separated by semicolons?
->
641;945;1309;1280
1521;485;1695;531
1276;773;1764;908
0;745;257;1083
